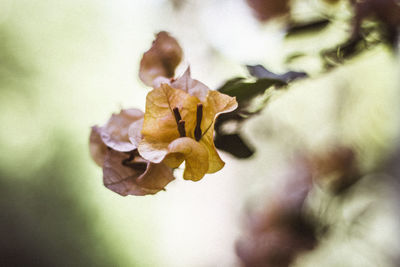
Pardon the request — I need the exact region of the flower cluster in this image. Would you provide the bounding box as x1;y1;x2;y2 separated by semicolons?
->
89;32;237;196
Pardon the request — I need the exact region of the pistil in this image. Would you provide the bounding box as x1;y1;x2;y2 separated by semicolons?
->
194;104;203;141
178;120;186;137
173;107;186;137
173;107;182;124
122;151;147;171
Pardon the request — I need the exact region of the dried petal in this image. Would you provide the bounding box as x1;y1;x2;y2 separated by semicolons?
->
171;67;209;102
139;31;183;86
89;126;107;167
103;149;174;196
100;109;143;152
128;118;144;148
138;84;200;162
200;90;238;173
168;137;209;181
142;83;200;143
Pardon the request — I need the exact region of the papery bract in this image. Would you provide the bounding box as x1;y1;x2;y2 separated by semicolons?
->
139;31;183;87
89;126;108;167
103;150;174;196
100;109;143;152
89;109;144;167
89;108;175;196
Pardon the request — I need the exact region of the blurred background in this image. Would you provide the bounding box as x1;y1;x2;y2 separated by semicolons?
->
1;0;399;266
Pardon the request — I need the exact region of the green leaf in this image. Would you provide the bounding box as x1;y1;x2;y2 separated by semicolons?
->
246;65;308;83
285;19;330;37
218;77;281;103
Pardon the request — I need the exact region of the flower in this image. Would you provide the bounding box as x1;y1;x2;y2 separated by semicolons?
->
89;109;175;196
90;31;238;194
133;68;238;181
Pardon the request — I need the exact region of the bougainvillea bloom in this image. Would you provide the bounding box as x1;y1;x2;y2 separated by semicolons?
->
89;109;174;196
134;69;238;181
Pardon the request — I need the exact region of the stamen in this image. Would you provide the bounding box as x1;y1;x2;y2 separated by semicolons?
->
122;152;147;172
122;152;135;165
173;107;182;125
194;103;203;141
178;120;186;137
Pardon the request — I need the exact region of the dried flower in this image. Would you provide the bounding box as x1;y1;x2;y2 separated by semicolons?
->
135;68;238;181
89;109;175;196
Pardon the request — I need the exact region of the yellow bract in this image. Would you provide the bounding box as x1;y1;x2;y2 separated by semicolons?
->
138;79;237;181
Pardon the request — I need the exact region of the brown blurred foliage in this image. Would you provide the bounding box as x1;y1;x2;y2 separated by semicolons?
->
351;0;400;44
246;0;290;21
310;146;360;194
236;157;318;267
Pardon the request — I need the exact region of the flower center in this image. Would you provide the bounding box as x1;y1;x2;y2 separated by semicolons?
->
173;104;203;141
